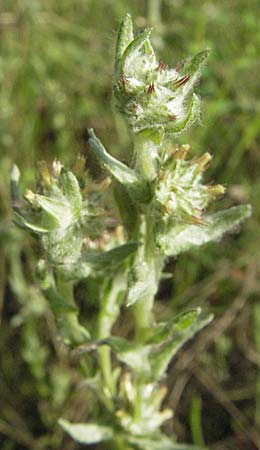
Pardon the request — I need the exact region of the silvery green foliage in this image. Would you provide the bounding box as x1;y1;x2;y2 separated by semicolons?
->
60;15;250;449
58;419;113;444
12;13;251;450
157;205;252;257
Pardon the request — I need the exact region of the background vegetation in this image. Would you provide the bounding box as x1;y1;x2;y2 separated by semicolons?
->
0;1;260;449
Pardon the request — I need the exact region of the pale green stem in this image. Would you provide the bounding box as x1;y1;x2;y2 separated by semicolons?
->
132;215;158;342
98;275;125;403
132;136;162;342
130;134;166;429
134;135;158;181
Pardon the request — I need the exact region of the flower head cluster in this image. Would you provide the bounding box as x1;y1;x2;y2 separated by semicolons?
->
116;373;172;436
154;145;225;224
11;160;100;269
114;14;209;136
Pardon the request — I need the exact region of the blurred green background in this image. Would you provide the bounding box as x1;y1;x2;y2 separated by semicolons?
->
0;1;260;449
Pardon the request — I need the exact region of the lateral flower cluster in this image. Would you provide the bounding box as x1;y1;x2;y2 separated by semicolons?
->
155;145;225;225
14;162;84;265
11;160;102;270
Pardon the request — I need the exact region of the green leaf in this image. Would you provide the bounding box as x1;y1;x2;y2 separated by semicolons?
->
166;93;201;136
88;129;150;203
146;309;201;345
84;242;140;270
126;260;158;307
120;28;152;75
97;309;212;380
69;242;140;280
115;14;134;73
34;195;71;227
58;419;113;444
60;168;82;218
105;336;151;374
13;212;51;233
150;309;213;379
181;49;210;95
157;205;252;256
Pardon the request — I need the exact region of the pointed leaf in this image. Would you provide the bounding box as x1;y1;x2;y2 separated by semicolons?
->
58;419;113;444
88;129;150;203
84;242;140;270
126;264;157;307
147;309;201;345
151;309;213;379
70;242;140;280
34;195;71;227
13;212;52;233
121;28;152;76
157;205;252;256
105;336;151;373
83;310;212;380
166;93;201;136
115;14;134;73
181;49;210;95
60;168;82;218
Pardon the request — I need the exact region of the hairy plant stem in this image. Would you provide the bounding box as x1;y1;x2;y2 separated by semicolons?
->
98;275;125;409
131;137;164;419
132;215;157;342
132;136;162;342
134;134;159;182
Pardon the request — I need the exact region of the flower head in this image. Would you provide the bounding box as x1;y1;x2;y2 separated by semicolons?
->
114;14;209;136
154;145;225;224
11;160;98;269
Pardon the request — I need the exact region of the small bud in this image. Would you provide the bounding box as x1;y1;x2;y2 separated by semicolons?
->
37;161;52;188
72;156;86;179
208;184;226;197
24;189;36;205
174;144;190;160
52;159;62;177
191;215;205;226
195;152;212;172
11;164;20;183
